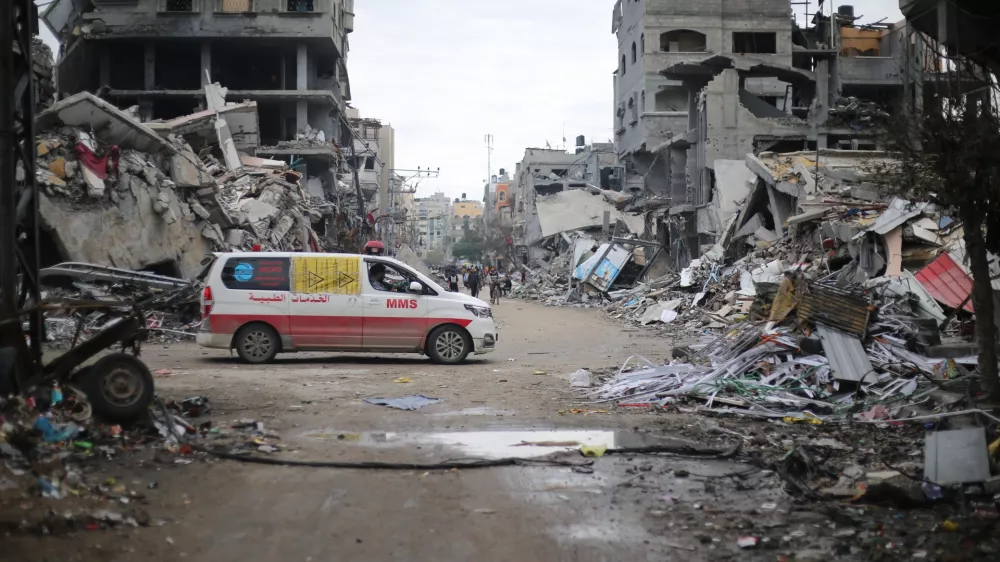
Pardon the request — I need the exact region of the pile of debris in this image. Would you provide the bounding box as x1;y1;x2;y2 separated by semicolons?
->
31;86;364;280
36;262;201;348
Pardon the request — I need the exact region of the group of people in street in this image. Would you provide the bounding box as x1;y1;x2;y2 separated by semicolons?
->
446;265;519;304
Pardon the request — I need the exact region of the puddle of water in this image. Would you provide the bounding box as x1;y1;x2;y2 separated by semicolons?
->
299;429;674;459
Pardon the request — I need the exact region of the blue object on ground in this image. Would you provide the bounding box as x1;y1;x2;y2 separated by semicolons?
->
34;416;82;443
363;395;441;411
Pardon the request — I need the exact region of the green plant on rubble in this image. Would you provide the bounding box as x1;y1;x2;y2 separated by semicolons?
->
865;42;1000;402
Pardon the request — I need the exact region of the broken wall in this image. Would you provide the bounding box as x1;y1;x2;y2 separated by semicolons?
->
703;69;807;173
38;185;210;279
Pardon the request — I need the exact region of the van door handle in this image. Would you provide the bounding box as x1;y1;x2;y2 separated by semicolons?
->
367;298;380;305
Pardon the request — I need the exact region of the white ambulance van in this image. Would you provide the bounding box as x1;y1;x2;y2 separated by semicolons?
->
196;252;497;364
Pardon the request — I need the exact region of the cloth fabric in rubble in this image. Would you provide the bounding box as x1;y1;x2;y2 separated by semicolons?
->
75;142;120;179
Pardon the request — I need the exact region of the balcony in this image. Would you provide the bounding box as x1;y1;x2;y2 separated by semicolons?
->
839;56;904;86
85;0;345;53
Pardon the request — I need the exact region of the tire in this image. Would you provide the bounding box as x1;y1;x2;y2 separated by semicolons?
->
234;323;280;364
78;353;154;424
426;325;472;364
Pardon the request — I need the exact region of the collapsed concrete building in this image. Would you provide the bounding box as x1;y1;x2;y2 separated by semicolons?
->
505;142;625;263
42;0;355;201
611;0;793;193
642;8;933;268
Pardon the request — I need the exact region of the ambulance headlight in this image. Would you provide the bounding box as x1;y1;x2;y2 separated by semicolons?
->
464;304;492;318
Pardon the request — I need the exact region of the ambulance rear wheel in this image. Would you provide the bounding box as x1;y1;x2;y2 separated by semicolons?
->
427;326;471;364
235;323;280;364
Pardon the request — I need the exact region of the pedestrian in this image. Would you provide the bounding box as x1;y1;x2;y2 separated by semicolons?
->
488;267;501;304
448;270;460;292
503;270;513;296
468;268;482;299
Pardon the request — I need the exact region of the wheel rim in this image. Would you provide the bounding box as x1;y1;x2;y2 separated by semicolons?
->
242;329;273;360
101;365;143;407
435;331;466;361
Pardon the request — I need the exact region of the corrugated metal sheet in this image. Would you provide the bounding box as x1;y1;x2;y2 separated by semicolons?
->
852;198;929;240
817;326;872;382
914;253;974;312
799;283;871;337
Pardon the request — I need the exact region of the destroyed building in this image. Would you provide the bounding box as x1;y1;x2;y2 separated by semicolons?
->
507;143;624;263
42;0;356;201
611;0;793;193
652;9;932;268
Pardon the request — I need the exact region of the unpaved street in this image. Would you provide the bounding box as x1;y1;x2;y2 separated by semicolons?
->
6;298;991;562
11;299;748;562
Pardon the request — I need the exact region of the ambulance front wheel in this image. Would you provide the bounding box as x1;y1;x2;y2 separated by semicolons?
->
427;326;471;364
234;323;281;364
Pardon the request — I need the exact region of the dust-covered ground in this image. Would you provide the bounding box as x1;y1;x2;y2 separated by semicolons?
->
4;298;997;561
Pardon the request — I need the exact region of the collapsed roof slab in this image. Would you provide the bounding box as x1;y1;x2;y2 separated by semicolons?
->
661;54;818;85
534;189;645;241
36;92;172;154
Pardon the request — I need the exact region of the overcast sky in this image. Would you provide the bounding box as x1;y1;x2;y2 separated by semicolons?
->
37;0;906;201
350;0;904;200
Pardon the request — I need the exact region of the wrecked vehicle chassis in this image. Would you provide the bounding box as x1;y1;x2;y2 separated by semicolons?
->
1;297;160;422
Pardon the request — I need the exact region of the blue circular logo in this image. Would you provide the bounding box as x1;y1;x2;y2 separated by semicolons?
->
234;262;254;282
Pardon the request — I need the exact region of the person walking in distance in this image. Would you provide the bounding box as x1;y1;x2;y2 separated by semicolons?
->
468;268;482;299
448;270;460;293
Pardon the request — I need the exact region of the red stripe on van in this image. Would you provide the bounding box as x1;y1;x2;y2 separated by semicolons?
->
209;314;472;336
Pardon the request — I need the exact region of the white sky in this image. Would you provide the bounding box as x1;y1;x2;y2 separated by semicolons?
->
37;0;906;200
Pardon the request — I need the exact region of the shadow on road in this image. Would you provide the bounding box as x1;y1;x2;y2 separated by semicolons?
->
196;354;494;367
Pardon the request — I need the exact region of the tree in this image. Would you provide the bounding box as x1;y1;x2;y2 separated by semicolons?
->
873;39;1000;401
452;230;485;262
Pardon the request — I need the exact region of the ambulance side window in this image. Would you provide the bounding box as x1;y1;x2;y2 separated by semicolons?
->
221;258;291;291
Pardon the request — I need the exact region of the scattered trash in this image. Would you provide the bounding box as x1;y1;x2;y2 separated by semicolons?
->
567;369;592;388
737;536;759;549
363;396;442;411
580;444;607;457
393;377;412;384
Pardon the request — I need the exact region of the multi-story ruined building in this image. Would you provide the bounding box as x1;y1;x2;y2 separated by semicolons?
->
612;0;792;192
508;141;623;259
43;0;354;196
616;0;925;267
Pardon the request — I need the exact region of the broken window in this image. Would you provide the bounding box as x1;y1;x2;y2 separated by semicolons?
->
654;89;685;112
364;158;375;171
640;33;645;54
641;90;646;112
732;32;777;54
631;42;637;64
660;30;707;53
164;0;195;11
621;55;626;75
628;97;637;123
287;0;315;12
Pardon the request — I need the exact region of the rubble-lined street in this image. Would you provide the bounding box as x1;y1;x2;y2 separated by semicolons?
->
5;1;1000;561
4;296;999;561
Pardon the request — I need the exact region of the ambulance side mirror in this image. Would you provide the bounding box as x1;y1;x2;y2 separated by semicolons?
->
408;281;423;294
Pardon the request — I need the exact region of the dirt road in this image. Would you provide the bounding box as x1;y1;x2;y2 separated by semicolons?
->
5;300;793;562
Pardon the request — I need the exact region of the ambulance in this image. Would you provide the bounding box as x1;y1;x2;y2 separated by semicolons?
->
196;252;498;364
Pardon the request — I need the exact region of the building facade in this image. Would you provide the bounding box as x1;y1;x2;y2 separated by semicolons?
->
612;0;792;192
45;0;355;197
413;192;453;252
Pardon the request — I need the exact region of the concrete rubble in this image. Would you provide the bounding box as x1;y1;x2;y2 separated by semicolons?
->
31;85;367;279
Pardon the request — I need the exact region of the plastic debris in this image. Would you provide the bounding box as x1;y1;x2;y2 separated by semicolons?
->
363;395;441;411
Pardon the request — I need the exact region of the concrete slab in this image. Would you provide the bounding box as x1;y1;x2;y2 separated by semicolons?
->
924;428;991;485
36;92;171;154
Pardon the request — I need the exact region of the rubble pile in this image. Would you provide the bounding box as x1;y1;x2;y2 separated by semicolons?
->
31;88;366;280
0;384;285;533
